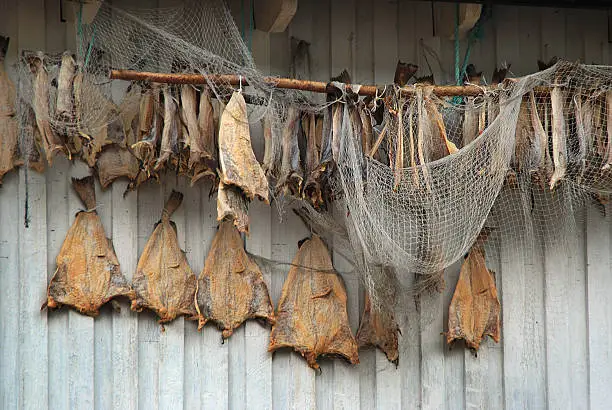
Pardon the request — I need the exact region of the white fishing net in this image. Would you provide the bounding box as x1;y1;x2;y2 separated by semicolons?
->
10;0;612;312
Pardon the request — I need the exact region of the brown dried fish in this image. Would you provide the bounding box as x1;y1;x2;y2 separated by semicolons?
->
0;36;21;183
331;103;343;161
218;91;269;202
45;176;134;316
132;86;162;180
394;99;405;189
602;90;612;170
22;105;46;173
463;97;479;146
303;112;323;207
31;53;65;163
277;107;303;197
155;86;179;170
56;51;76;122
268;236;359;370
513;99;535;173
261;110;280;177
549;86;567;189
217;180;249;234
195;220;275;338
180;85;199;160
359;102;373;155
356;293;400;365
446;230;500;350
131;191;197;323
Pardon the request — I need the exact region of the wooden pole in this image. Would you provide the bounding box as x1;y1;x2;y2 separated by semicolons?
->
109;69;490;97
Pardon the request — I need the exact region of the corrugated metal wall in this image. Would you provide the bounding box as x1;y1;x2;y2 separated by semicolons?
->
1;1;612;409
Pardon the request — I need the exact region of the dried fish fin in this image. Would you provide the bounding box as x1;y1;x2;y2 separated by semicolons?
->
217;180;249;234
356;293;400;365
46;176;134;316
446;231;500;350
131;190;197;323
195;220;275;338
218;91;269;202
268;236;359;370
550;86;567;189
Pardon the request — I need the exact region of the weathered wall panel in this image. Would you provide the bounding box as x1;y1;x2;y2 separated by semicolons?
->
1;1;611;409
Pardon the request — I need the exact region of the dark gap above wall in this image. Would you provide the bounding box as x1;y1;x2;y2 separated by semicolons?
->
405;0;612;10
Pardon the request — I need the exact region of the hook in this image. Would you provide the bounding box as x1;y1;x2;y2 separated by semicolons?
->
238;75;243;93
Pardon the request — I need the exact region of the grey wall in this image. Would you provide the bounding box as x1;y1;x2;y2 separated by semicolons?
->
1;0;611;409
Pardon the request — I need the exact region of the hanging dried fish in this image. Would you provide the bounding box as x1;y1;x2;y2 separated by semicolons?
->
513;99;536;173
217;180;249;234
359;102;374;155
549;86;567;189
56;51;76;123
132;86;162;180
393;99;405;190
331;103;343;161
356;293;400;365
155;86;179;170
602;90;612;170
268;236;359;370
393;61;418;87
319;105;334;167
424;93;458;159
190;86;217;183
180;84;199;154
44;176;134;316
277;107;303;196
529;91;553;185
573;94;590;178
407;100;419;186
22;104;46;173
218;91;269;202
262;110;280;178
195;220;275;339
446;229;500;350
0;36;21;183
31;52;65;163
131;191;197;323
303;112;323;207
463;97;479;146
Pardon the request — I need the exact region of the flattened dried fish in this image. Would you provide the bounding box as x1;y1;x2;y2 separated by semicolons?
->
95;144;140;189
262;110;280;177
356;293;400;365
131;191;197;323
447;230;500;350
513;99;536;173
549;86;567;189
155;86;179;170
0;36;21;183
218;91;269;202
277;107;303;196
268;236;359;370
22;104;45;173
56;51;76;122
217;180;249;234
31;53;65;163
45;176;134;316
303;112;323;207
603;90;612;170
195;220;275;338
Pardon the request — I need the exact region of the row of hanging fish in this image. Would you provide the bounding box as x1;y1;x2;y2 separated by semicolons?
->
43;176;398;369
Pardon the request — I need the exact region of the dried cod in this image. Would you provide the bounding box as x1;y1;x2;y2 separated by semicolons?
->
549;86;567;189
155;86;179;170
277;107;303;197
56;51;76;123
0;36;21;183
218;91;269;202
190;87;218;184
446;230;500;350
45;176;134;316
356;293;400;365
195;220;275;339
217;180;249;234
603;90;612;170
262;110;281;178
303;112;323;208
131;191;197;323
268;236;359;370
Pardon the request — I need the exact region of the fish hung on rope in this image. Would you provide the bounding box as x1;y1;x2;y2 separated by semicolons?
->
303;112;324;208
217;180;250;234
195;220;275;339
29;52;67;164
21;103;46;173
155;85;180;171
268;236;359;370
549;81;567;189
44;176;134;316
356;292;400;365
276;107;303;197
262;109;281;179
130;190;197;323
446;229;500;351
0;35;22;183
190;86;218;185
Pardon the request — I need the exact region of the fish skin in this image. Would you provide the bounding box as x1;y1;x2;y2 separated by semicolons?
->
303;112;323;208
217;180;249;234
549;86;567;189
262;110;280;177
268;236;359;370
45;176;134;316
155;86;179;171
131;191;197;323
195;220;275;339
56;51;76;122
277;107;303;197
180;85;199;161
218;91;269;203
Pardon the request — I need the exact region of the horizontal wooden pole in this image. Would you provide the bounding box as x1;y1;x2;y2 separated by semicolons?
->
109;69;491;97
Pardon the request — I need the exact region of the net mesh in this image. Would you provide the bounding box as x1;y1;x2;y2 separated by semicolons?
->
11;0;612;312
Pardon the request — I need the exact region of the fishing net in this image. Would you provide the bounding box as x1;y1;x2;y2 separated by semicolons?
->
11;0;612;312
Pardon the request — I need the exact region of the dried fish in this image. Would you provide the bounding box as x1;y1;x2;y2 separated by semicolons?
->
131;191;197;323
195;220;275;338
528;91;553;185
56;51;76;122
319;105;334;166
393;61;418;87
217;180;249;234
261;110;281;179
0;36;21;183
359;102;373;155
303;112;323;207
356;293;400;365
331;103;343;161
218;91;269;202
132;86;162;179
45;176;134;316
155;86;179;170
95;144;141;189
277;107;303;196
603;90;612;170
549;86;567;189
22;104;45;173
31;53;65;163
513;99;536;173
446;230;500;350
573;94;590;177
268;236;359;370
463;97;479;146
394;99;405;189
